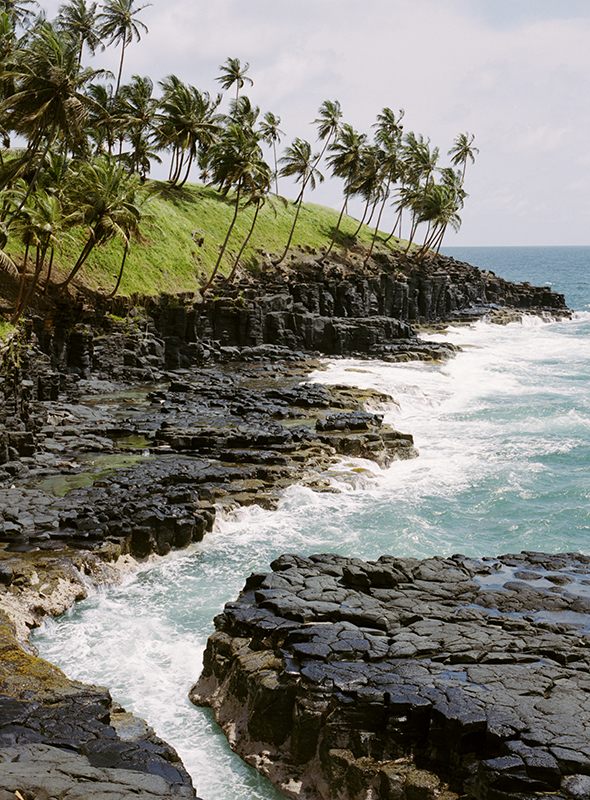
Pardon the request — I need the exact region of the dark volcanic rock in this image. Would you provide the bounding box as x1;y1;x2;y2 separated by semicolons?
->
191;551;590;800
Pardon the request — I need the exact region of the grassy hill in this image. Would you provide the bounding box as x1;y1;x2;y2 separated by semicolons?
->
6;182;404;299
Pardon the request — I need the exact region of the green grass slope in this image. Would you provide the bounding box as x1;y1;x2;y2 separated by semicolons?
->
43;182;404;297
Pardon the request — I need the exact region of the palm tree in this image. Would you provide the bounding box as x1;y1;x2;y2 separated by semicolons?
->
349;144;382;237
11;189;73;320
259;111;283;195
56;0;101;67
275;137;323;265
85;81;119;154
154;76;222;187
402;132;439;251
97;0;149;94
449;132;478;185
216;57;253;101
312;98;342;170
228;94;259;128
202;123;269;291
416;167;465;256
0;23;103;207
1;0;38;29
57;155;142;289
364;108;404;263
224;160;272;285
325;122;366;255
117;73;157;177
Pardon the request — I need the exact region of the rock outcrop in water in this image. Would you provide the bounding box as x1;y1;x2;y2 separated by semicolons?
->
192;551;590;800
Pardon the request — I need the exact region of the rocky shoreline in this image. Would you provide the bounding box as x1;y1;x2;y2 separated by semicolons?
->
0;251;570;798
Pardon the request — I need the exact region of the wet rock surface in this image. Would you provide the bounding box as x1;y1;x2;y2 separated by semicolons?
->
0;347;415;798
192;551;590;800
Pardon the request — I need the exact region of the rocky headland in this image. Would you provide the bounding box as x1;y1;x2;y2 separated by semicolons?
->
0;250;570;798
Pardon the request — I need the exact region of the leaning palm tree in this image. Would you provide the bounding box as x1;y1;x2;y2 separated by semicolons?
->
85;81;119;154
259;111;283;195
201;122;268;292
117;73;157;175
325;122;367;255
416;167;465;256
97;0;149;94
216;56;253;101
312;98;342;171
1;0;38;29
448;132;478;185
228;94;259;128
57;154;142;289
402;132;439;251
11;189;73;320
364;109;404;263
0;23;104;207
56;0;101;67
275;137;323;265
349;144;382;237
224;161;272;285
154;76;222;187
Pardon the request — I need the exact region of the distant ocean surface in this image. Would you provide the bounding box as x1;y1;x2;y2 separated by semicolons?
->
35;246;590;800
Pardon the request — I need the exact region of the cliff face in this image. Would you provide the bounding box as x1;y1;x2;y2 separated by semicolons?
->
143;251;566;362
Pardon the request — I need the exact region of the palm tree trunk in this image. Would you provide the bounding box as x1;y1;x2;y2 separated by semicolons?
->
273;141;279;195
58;233;96;288
385;206;403;244
168;146;179;181
171;149;186;185
202;182;243;292
404;212;420;253
179;152;194;187
115;38;127;95
325;194;348;256
434;225;448;253
13;243;46;322
43;246;55;293
275;193;304;266
107;240;129;298
12;240;30;320
364;182;391;264
224;200;261;285
351;196;371;238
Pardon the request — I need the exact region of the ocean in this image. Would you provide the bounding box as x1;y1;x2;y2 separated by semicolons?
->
34;246;590;799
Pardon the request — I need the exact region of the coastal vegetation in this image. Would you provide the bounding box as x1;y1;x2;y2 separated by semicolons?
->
0;0;478;320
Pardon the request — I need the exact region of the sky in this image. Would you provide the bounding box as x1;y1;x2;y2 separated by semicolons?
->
40;0;590;245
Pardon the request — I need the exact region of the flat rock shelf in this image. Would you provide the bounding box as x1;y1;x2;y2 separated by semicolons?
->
191;551;590;800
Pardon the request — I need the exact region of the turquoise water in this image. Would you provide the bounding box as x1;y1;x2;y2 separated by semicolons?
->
35;247;590;799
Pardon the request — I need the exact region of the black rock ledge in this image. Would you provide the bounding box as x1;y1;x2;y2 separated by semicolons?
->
191;551;590;800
